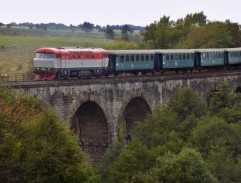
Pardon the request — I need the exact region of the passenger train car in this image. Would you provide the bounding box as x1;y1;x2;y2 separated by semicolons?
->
33;47;241;80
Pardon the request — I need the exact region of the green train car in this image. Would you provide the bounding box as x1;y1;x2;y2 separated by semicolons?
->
155;50;195;71
194;49;226;68
224;48;241;65
108;50;155;74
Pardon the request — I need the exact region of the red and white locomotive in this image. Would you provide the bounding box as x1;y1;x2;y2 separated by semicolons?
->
33;47;109;80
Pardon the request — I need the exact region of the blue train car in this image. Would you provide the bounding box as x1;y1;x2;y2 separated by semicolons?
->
194;49;226;68
155;49;195;71
108;50;155;74
224;48;241;66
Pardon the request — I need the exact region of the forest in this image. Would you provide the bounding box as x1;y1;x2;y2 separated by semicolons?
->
1;82;241;183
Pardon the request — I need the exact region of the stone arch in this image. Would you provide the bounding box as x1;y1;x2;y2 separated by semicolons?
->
118;96;152;143
71;101;108;161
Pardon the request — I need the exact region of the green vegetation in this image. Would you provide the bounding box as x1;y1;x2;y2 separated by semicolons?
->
100;83;241;183
0;84;98;182
1;80;241;182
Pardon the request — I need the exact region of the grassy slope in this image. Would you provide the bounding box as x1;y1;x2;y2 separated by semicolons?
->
0;36;113;75
0;28;141;76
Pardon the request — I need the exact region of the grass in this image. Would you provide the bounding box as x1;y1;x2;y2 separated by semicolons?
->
0;36;113;75
0;28;142;76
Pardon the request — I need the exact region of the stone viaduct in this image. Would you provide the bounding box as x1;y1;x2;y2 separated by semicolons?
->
9;72;241;160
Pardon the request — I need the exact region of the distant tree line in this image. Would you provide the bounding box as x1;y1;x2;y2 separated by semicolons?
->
0;21;144;34
1;12;240;46
142;12;241;48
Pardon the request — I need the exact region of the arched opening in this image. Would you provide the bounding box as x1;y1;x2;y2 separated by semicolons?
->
71;101;108;161
236;87;241;93
123;97;151;143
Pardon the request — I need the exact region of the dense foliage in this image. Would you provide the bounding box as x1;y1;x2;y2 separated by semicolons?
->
0;84;98;183
142;12;241;48
100;83;241;183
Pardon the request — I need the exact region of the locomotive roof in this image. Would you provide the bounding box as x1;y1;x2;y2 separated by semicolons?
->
35;47;107;53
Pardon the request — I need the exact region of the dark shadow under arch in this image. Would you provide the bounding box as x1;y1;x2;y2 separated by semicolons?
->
71;101;108;161
124;97;151;140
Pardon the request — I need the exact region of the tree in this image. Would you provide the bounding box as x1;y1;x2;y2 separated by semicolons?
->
0;22;4;28
104;25;115;39
168;86;207;121
0;85;97;182
108;137;156;183
225;20;241;47
121;24;130;35
183;12;207;27
177;22;232;48
190;115;241;182
143;148;217;183
82;22;94;32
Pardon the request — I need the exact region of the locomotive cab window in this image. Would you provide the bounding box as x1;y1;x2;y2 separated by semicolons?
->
36;53;54;59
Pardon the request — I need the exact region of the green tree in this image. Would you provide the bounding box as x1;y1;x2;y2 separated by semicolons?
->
108;137;156;183
168;87;207;121
225;20;241;47
177;22;232;48
0;85;96;183
142;148;217;183
104;25;115;39
191;116;241;182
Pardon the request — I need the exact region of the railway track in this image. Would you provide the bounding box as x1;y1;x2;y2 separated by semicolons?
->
2;68;241;88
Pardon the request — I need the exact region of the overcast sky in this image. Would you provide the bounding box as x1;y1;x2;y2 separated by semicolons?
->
1;0;240;26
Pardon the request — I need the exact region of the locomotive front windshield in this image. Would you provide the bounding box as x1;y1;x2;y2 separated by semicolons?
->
36;53;55;59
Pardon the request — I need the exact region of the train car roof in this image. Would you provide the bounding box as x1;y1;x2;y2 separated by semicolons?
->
107;50;156;54
193;48;225;52
155;49;195;54
223;47;241;52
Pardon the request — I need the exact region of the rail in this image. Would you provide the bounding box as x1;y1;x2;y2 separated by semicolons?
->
2;68;241;89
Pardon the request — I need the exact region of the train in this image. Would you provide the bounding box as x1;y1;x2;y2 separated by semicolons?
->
33;47;241;80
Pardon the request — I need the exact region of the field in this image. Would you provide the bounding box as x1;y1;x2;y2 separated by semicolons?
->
0;28;141;76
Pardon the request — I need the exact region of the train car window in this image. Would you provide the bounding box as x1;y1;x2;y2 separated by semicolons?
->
92;54;95;59
126;55;129;62
166;54;169;61
179;54;182;60
174;54;178;60
183;54;186;60
120;55;124;62
145;55;149;61
141;55;144;61
191;54;194;60
136;55;139;62
187;54;190;60
150;55;154;61
131;55;134;62
170;54;174;61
